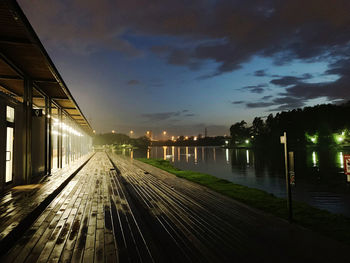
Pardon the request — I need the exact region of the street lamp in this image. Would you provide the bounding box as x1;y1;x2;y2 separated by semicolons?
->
163;131;167;135
112;130;115;134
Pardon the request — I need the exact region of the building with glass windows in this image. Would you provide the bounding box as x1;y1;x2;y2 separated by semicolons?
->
0;1;93;192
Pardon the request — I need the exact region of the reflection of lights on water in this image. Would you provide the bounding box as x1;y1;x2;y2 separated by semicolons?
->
178;147;180;161
339;152;344;168
186;147;189;163
213;148;216;161
226;149;229;164
172;146;175;162
202;147;205;161
246;150;249;164
163;146;167;160
312;151;317;167
130;150;133;159
194;147;198;164
147;148;150;159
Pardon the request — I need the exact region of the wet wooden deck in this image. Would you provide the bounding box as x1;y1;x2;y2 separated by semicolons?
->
1;152;350;263
0;154;92;254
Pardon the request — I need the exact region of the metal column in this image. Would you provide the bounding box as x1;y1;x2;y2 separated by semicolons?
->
47;98;52;175
23;78;32;183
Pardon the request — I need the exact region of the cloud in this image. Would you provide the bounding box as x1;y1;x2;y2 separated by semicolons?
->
240;84;267;94
127;79;140;86
254;70;267;77
270;73;312;87
244;59;350;111
19;0;350;77
261;95;273;100
232;101;245;104
246;102;276;108
141;110;195;121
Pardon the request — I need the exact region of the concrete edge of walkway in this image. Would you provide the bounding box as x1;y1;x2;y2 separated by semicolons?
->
130;157;350;250
0;153;95;255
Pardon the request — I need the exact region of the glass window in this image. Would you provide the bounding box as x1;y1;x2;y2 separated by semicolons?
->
6;106;14;122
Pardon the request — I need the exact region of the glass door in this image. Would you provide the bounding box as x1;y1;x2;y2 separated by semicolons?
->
5;106;14;183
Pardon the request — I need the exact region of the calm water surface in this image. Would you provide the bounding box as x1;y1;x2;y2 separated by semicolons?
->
116;146;350;217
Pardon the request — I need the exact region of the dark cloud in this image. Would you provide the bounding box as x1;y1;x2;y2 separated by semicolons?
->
232;101;245;104
240;84;267;94
261;95;273;100
127;79;140;86
270;73;312;87
19;0;350;78
246;102;276;108
244;59;350;111
254;70;267;77
141;110;195;121
141;112;181;121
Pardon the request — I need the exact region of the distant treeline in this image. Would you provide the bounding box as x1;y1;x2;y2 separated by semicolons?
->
151;136;227;146
93;133;150;148
93;133;228;147
230;101;350;149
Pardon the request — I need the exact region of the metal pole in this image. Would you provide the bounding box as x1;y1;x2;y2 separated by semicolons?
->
283;132;293;222
44;96;48;175
48;99;52;175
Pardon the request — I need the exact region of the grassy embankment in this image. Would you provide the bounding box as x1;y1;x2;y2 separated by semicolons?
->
138;158;350;245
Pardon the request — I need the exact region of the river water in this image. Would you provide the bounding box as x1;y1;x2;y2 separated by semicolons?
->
116;146;350;217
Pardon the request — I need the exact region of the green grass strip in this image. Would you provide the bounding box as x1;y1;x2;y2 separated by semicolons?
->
137;158;350;244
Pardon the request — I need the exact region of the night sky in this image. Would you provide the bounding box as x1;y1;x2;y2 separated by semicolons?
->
18;0;350;138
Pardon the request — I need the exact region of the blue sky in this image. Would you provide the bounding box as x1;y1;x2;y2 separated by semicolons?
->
18;0;350;138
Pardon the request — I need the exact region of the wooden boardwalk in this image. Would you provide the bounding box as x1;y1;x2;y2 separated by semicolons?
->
0;154;92;254
1;151;350;263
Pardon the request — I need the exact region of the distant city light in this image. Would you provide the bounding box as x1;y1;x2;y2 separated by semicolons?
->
163;131;167;135
130;130;134;134
93;130;96;133
225;140;229;145
245;139;249;144
194;136;197;141
112;130;115;134
146;131;150;135
185;136;189;140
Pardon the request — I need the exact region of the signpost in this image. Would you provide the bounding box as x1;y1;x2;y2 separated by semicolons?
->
343;154;350;182
280;132;293;222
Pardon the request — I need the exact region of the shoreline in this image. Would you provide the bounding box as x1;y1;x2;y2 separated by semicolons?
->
137;157;350;245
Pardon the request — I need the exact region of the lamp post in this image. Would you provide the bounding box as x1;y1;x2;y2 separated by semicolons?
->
281;132;293;222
